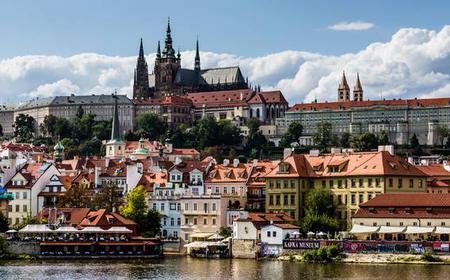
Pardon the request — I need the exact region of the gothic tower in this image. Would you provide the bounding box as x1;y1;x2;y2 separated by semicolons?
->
353;73;364;102
154;18;181;96
133;38;150;99
338;71;350;102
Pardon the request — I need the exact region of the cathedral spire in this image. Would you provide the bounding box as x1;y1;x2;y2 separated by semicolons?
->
156;41;161;59
194;37;201;71
139;38;144;58
353;72;364;101
163;17;175;58
339;71;350;90
338;71;350;102
110;91;120;141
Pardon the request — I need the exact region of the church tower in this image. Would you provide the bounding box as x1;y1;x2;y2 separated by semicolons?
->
337;71;350;102
154;18;181;96
353;73;363;101
133;38;150;99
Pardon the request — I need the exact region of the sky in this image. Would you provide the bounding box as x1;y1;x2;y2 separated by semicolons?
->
0;0;450;104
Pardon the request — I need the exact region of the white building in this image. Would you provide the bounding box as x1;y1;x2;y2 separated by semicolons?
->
261;223;300;246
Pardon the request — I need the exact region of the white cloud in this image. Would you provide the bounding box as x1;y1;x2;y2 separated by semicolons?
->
25;79;80;98
328;21;375;31
1;25;450;106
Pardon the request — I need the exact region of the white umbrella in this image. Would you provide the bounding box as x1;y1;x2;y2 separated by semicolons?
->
207;233;224;240
317;232;326;236
307;231;315;236
5;229;17;233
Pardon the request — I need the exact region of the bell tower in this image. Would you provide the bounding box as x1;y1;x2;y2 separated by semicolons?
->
154;18;181;97
338;71;350;102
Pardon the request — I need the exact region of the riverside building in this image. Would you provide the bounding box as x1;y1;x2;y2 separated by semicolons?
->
279;72;450;146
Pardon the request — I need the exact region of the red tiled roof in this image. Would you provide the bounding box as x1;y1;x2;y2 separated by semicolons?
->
354;207;450;219
206;162;253;183
416;164;450;178
132;96;193;107
170;148;200;156
186;89;253;108
290;97;450;112
273;223;300;229
361;193;450;207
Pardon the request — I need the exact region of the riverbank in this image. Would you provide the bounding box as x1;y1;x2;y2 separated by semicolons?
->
277;253;450;264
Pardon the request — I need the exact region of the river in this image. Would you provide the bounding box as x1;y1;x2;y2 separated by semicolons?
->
0;257;449;279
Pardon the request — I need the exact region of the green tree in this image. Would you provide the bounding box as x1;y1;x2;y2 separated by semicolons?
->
437;125;449;146
91;185;123;212
410;133;423;156
352;133;379;151
135;113;168;140
119;186;147;223
219;227;232;238
76;105;85;119
92;121;112;140
280;122;303;148
124;130;140;141
79;138;102;156
142;209;162;237
54;117;73;140
302;188;339;233
245;118;267;155
14;114;35;142
313;122;332;152
340;132;351;148
39;114;58;138
58;184;90;208
72;114;96;142
190;116;220;149
0;212;9;232
378;131;390;145
218;120;242;146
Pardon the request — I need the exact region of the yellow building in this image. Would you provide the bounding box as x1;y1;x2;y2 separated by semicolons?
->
265;149;428;229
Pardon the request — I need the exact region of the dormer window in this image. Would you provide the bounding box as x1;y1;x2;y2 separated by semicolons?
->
388;207;395;213
405;207;411;214
278;163;289;173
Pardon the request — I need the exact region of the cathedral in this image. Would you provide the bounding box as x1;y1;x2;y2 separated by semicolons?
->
133;19;249;99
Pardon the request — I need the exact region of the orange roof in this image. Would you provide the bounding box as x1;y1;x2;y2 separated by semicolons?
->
206;162;252;183
361;193;450;207
186;89;253;108
170;148;200;156
290;97;450;112
265;151;426;178
247;161;277;187
138;171;168;192
247;91;288;105
416;164;450;178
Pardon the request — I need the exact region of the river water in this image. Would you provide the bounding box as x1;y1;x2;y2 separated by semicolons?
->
0;257;449;279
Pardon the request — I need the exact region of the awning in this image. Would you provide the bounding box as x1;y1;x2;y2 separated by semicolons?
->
105;226;133;234
207;233;224;240
378;226;405;234
79;226;106;233
40;242;93;246
184;241;208;248
53;226;80;233
404;226;434;234
19;224;53;233
349;224;379;234
5;229;17;233
435;226;450;234
190;232;214;239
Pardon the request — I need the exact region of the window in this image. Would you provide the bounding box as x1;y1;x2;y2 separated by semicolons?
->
351;179;356;188
170;218;174;226
177;218;181;226
321;180;326;188
193;218;197;225
337;195;342;205
23;192;27;199
276;195;280;206
8;205;12;212
15;205;19;212
204;203;208;213
359;194;364;204
160;203;165;211
276;180;281;188
193;203;197;211
351;194;356;205
284;195;288;205
409;179;414;188
359;179;363;187
212;218;216;225
163;218;167;226
269;195;273;206
185;218;189;225
267;231;271;237
398;178;403;188
272;231;277;237
170;203;176;210
375;178;380;188
269;180;274;188
400;222;404;226
212;203;217;211
413;222;417;226
441;222;446;226
290;181;296;188
290;195;295;205
386;222;390;226
203;218;207;225
338;180;342;189
185;203;189;211
23;205;27;212
368;178;373;188
329;180;334;188
427;222;432;226
389;178;393;188
15;192;20;199
419;180;423;188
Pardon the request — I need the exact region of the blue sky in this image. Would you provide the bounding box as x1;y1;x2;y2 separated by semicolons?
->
0;1;450;104
1;0;449;58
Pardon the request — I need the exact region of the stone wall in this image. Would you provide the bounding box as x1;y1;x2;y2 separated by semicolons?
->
6;241;40;255
231;239;259;259
163;241;182;253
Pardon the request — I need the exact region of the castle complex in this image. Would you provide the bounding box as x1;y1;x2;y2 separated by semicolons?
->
133;19;248;99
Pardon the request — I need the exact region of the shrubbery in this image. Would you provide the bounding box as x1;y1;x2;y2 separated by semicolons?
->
302;245;340;263
420;251;442;262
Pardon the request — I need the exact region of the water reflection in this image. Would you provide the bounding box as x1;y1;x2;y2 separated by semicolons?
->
0;257;450;280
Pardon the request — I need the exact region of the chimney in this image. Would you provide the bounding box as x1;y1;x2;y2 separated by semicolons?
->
378;145;394;156
283;148;292;159
223;159;230;166
443;161;450;172
309;149;320;157
233;158;239;167
94;167;101;187
252;159;258;167
330;148;341;155
175;156;182;165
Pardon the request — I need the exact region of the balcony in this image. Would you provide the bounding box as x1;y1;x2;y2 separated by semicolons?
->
189;181;203;186
182;209;218;215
